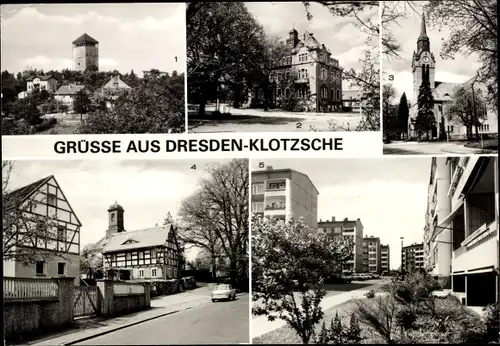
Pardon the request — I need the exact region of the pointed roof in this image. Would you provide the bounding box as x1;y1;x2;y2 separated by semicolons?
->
103;75;131;90
6;175;53;207
73;33;99;45
419;13;428;38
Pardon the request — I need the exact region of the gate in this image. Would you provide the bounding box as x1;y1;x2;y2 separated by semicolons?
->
74;286;99;318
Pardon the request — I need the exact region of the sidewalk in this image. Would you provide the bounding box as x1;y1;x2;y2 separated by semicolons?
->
251;282;384;339
26;295;211;346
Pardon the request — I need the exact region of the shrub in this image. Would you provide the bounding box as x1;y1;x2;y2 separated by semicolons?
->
483;302;500;343
365;289;375;299
312;312;362;344
34;118;58;132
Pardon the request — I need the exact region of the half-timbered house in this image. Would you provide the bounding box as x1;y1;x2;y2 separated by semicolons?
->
3;175;82;285
86;201;182;281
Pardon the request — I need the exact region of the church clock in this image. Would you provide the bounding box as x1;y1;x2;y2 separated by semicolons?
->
423;56;429;63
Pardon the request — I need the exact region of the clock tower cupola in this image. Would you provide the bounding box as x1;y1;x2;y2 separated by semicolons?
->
412;13;436;104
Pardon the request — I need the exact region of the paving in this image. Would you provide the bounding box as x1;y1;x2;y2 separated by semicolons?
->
251;280;386;339
384;141;496;155
26;286;234;346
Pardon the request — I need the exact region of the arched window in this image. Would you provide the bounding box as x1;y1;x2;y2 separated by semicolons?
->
285;88;290;99
331;89;334;99
336;89;340;100
269;73;274;82
277;88;282;99
277;72;282;81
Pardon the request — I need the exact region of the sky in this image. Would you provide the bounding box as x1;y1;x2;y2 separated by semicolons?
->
5;159;233;261
245;2;379;90
251;157;433;270
1;3;186;75
383;1;481;104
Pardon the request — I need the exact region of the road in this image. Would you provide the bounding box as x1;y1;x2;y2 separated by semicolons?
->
76;294;249;345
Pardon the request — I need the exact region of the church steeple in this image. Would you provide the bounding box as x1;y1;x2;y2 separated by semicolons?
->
417;13;430;53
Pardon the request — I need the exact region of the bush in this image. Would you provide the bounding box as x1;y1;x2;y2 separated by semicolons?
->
33;118;58;132
365;289;375;299
312;312;362;344
483;302;500;343
150;279;181;297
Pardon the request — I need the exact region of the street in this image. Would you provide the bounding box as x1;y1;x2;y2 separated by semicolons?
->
76;294;249;345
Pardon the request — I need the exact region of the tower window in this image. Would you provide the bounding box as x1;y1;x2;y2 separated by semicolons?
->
111;213;115;222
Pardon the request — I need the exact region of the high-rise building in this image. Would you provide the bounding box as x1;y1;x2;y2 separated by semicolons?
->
363;236;381;273
424;156;499;307
318;217;364;272
380;244;390;275
402;243;424;272
72;33;99;72
251;166;319;229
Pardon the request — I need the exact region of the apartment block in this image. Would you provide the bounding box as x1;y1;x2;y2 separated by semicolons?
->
362;236;381;273
402;243;424;272
251;166;319;229
380;244;390;275
317;217;364;272
424;156;498;307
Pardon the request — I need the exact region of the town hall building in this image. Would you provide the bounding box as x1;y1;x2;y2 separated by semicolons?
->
408;15;498;140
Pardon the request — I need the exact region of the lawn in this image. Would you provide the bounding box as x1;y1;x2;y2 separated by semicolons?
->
464;137;498;150
253;284;390;344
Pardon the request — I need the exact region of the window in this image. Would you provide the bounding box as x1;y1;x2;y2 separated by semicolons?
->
152;268;157;277
57;226;65;241
111;213;116;222
447;125;454;132
336;89;340;100
139;269;144;277
35;261;45;275
252;183;264;195
58;262;66;275
285;88;290;99
252;202;264;212
277;89;282;98
47;193;56;207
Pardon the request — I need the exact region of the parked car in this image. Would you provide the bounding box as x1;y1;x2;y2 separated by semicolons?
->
211;284;236;302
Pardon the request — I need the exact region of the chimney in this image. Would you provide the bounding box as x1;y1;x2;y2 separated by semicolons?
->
331;217;335;222
309;33;314;37
319;218;322;223
344;217;348;222
266;166;273;170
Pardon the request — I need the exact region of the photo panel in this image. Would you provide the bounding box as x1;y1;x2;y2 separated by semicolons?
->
187;2;380;133
250;156;499;344
3;158;250;344
1;3;186;136
381;0;498;155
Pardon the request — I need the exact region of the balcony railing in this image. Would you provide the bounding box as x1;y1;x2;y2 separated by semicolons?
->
265;205;286;210
265;187;286;192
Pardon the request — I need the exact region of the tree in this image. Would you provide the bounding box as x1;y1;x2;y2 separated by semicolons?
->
425;0;497;109
80;247;104;279
383;84;398;141
252;214;353;344
397;92;410;139
180;159;249;289
445;85;488;141
414;77;436;140
2;161;64;265
187;2;268;116
78;72;185;134
74;89;91;120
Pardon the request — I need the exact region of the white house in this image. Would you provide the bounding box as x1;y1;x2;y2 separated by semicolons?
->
26;75;58;93
54;84;86;108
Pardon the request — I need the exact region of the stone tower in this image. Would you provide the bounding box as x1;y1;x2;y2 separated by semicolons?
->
72;33;99;72
411;13;436;104
106;201;124;238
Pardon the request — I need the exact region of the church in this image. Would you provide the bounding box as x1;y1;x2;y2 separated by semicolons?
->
408;15;498;140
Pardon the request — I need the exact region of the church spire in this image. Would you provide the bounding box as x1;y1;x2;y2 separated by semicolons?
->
419;13;427;38
417;12;430;54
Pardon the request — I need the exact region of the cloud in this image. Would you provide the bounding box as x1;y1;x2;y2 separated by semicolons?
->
22;55;51;66
99;58;118;67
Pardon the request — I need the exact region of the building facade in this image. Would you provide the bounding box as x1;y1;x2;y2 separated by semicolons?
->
87;202;182;281
72;33;99;72
26;75;58;94
318;217;364;272
251;29;342;112
54;84;86;109
425;156;498;307
363;236;381;273
380;244;390;275
3;175;82;285
251;166;319;229
402;243;425;272
408;14;497;140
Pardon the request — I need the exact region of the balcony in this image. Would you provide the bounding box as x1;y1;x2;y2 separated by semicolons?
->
453;221;497;272
265;204;286;210
265;189;286;198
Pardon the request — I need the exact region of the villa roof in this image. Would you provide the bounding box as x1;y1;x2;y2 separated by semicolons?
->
6;175;53;206
26;75;57;82
55;84;85;96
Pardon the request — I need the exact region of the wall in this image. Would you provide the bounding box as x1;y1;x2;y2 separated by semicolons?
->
4;277;74;342
97;280;151;317
14;253;80;286
290;171;318;229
